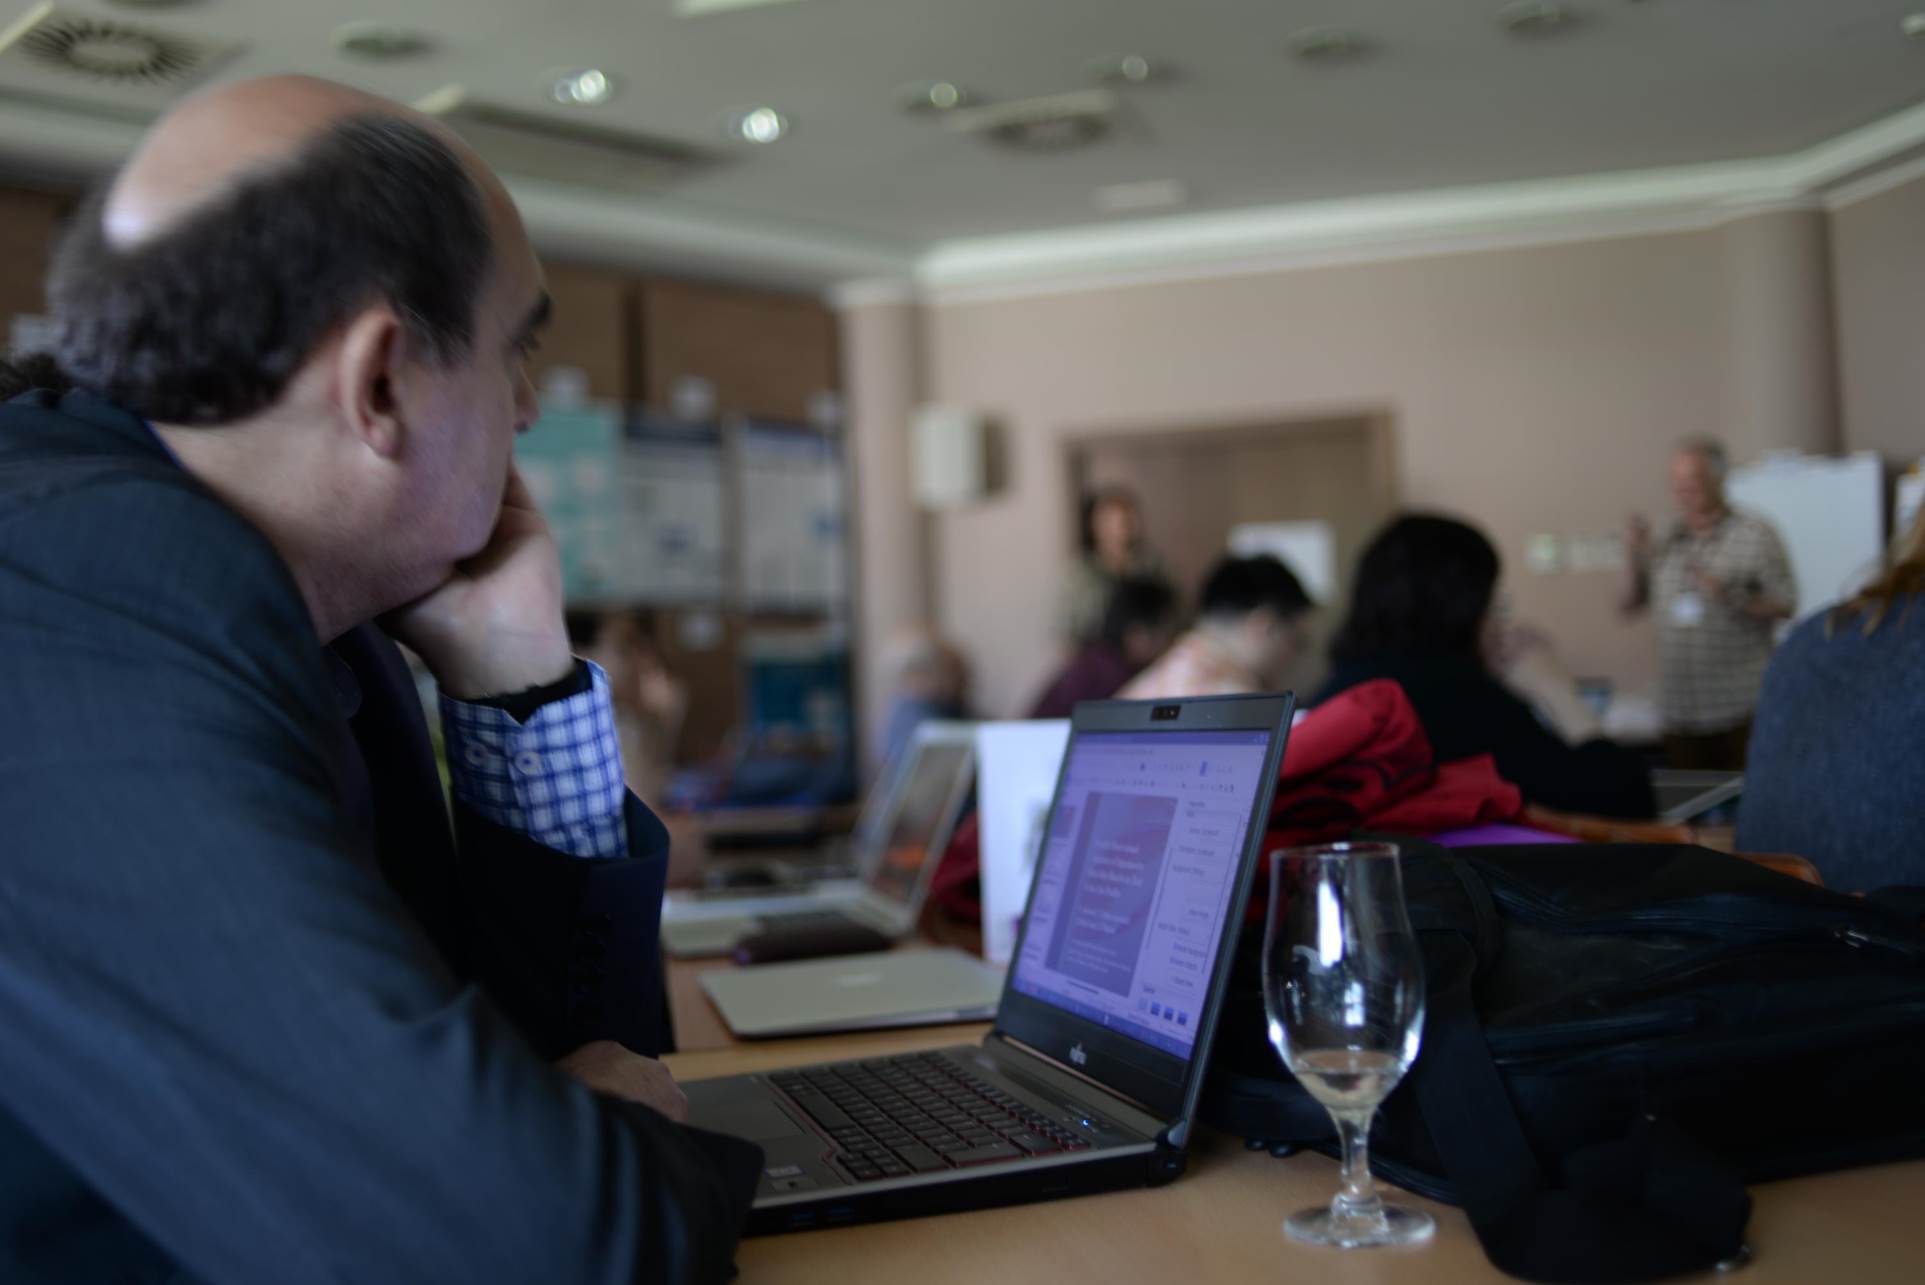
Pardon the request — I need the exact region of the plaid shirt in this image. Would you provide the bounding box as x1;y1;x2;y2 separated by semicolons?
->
1651;509;1795;734
440;661;628;859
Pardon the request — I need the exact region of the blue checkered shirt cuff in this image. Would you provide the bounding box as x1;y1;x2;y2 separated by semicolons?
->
440;661;629;860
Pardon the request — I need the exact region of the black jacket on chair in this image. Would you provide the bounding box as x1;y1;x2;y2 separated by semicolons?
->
0;390;760;1283
1317;655;1656;820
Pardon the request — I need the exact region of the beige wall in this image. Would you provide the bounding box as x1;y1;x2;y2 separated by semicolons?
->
921;227;1768;718
1832;173;1925;465
842;298;932;773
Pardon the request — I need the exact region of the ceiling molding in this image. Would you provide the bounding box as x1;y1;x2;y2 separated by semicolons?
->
3;83;1925;299
508;180;915;290
1823;148;1925;212
826;277;919;310
912;100;1925;303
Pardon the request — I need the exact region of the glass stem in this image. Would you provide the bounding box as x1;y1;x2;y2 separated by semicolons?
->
1330;1108;1384;1225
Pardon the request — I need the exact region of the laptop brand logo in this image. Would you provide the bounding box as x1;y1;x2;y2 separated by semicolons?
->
1069;1043;1088;1067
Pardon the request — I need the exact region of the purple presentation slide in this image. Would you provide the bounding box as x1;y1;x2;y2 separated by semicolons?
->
1044;792;1177;996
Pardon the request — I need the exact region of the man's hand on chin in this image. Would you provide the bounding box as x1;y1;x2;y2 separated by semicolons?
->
387;465;574;700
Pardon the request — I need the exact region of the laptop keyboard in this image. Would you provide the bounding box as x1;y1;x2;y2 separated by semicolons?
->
769;1052;1092;1183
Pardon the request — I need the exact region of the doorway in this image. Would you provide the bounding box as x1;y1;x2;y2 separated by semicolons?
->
1066;412;1397;692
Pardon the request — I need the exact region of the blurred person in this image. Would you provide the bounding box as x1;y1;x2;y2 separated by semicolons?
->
1623;437;1795;770
0;76;759;1283
1059;485;1175;645
1121;554;1311;699
1737;508;1925;888
1029;575;1179;718
877;625;970;772
1319;514;1655;818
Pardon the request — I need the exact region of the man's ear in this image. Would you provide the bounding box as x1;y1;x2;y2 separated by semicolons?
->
335;306;407;460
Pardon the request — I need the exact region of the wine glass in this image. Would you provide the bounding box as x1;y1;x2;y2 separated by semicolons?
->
1263;842;1434;1249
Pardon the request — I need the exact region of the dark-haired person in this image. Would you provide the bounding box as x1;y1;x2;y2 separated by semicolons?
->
1029;575;1179;718
1121;555;1311;699
1736;509;1925;889
1317;514;1655;819
0;77;759;1283
1058;485;1175;645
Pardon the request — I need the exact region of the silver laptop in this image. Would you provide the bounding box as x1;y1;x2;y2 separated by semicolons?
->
661;721;975;958
701;947;1004;1039
683;692;1295;1235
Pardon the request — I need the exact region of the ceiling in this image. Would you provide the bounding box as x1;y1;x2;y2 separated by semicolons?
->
2;0;1924;289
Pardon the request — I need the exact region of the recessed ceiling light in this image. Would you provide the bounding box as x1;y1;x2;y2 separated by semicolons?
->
731;106;789;143
901;80;970;114
1905;13;1925;39
1499;1;1579;39
550;67;616;105
1289;27;1374;64
333;21;432;61
1091;53;1165;86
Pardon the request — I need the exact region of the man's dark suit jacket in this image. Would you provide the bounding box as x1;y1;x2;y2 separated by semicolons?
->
0;391;761;1283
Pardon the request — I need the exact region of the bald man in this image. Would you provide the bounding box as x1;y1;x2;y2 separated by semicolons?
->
0;78;760;1282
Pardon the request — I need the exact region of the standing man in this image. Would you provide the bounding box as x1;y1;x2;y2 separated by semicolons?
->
1623;437;1796;769
1;76;760;1282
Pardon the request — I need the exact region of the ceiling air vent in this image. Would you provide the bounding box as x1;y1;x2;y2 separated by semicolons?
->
945;89;1119;154
0;2;240;114
417;86;717;195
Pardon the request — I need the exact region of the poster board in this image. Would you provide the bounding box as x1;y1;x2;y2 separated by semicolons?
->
1727;452;1885;622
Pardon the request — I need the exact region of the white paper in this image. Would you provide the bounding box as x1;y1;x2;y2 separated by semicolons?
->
1727;452;1885;622
975;720;1072;966
739;426;847;610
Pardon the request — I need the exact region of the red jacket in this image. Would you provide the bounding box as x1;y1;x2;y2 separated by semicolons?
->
932;680;1522;922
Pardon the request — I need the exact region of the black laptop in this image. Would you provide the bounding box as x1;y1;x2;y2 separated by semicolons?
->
682;692;1294;1234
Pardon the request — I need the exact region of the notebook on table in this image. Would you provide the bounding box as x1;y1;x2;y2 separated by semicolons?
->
700;947;1004;1039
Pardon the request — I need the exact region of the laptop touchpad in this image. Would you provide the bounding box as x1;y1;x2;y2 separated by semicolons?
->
684;1081;809;1143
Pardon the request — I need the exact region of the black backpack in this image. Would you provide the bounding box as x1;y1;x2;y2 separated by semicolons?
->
1201;842;1925;1283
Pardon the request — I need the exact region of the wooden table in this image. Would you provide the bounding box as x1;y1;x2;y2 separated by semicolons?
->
666;972;1925;1283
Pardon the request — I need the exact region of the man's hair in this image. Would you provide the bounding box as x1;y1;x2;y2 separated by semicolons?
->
1200;555;1311;623
1676;435;1729;484
1098;575;1177;649
49;113;492;425
1330;513;1500;664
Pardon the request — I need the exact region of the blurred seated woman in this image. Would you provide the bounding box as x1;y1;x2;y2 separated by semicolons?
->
1028;575;1178;718
1316;514;1655;818
1059;486;1175;647
1738;508;1925;889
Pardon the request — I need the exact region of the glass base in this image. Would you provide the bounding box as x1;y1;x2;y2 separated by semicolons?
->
1284;1203;1435;1249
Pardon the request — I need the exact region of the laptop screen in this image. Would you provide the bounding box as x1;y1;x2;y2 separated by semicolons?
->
865;741;972;908
1008;729;1273;1060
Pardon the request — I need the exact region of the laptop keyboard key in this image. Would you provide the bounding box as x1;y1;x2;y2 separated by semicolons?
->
788;1093;853;1131
945;1142;1023;1166
892;1143;948;1173
1006;1132;1061;1155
